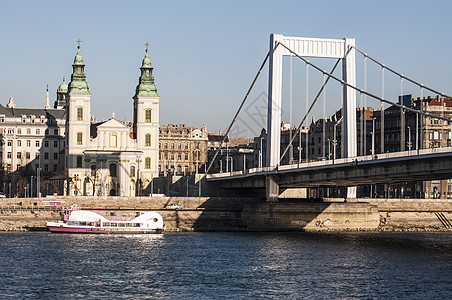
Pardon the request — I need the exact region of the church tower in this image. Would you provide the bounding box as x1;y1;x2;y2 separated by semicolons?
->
55;78;68;109
65;40;91;195
133;43;160;189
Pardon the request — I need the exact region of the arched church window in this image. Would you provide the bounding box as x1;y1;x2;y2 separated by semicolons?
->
145;109;152;123
77;107;83;121
109;163;117;177
145;134;151;146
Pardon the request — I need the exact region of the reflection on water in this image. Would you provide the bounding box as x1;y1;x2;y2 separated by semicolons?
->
0;232;450;299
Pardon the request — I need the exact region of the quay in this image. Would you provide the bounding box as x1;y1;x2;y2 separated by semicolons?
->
0;196;451;232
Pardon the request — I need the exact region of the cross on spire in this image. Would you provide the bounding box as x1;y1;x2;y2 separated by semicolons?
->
77;39;82;49
145;42;149;52
111;111;116;119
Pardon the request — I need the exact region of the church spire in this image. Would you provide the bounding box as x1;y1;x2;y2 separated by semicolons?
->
44;84;51;109
68;39;91;95
133;42;159;98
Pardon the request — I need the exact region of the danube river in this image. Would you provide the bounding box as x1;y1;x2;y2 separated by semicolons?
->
0;232;451;299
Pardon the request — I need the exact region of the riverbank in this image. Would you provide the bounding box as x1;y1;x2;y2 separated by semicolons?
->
0;197;451;232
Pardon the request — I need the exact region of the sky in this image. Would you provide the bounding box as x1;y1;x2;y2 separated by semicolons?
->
1;0;451;138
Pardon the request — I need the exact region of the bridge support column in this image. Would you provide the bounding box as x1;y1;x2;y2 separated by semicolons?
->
266;176;279;202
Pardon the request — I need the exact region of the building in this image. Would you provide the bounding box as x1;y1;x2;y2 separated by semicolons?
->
0;42;161;197
64;43;160;197
158;124;208;176
0;95;66;197
208;135;254;173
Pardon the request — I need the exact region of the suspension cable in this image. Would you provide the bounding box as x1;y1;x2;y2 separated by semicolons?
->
206;44;277;174
280;56;342;163
278;42;452;123
353;46;452;99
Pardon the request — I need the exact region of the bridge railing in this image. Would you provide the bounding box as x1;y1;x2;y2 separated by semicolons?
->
207;146;452;180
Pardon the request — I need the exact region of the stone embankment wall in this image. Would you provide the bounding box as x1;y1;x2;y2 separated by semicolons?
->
1;197;451;232
365;198;452;231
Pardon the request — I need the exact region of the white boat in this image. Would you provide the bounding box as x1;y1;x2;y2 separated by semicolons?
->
47;208;164;234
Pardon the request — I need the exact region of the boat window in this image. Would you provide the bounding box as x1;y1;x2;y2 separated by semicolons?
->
80;222;87;226
110;223;117;227
118;223;125;227
103;222;110;227
134;223;140;227
153;218;158;222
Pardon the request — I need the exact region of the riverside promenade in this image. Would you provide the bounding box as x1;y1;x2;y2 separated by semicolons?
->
0;196;451;232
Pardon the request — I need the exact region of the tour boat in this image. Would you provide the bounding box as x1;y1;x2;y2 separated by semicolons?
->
46;207;164;234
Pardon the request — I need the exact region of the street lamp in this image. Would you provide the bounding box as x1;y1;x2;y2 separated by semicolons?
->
371;116;376;156
37;151;41;198
407;126;412;152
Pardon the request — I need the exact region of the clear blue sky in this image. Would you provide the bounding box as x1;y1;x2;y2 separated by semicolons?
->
1;0;451;137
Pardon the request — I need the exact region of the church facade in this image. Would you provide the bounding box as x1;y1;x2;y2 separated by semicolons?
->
64;43;160;196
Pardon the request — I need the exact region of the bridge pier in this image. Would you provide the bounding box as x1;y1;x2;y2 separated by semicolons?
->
266;176;279;202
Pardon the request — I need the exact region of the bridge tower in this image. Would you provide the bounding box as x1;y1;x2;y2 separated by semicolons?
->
266;34;357;201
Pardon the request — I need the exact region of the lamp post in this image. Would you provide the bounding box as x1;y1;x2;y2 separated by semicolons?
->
371;116;376;156
259;136;263;168
194;149;201;197
407;126;412;152
298;130;302;164
37;151;41;198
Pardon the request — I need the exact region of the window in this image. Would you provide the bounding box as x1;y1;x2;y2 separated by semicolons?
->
77;132;83;145
44;165;49;172
159;143;161;149
45;129;49;135
35;141;40;147
145;157;151;169
7;140;11;147
44;141;49;147
164;143;168;149
26;140;31;147
178;143;181;149
54;129;58;135
185;143;189;149
53;164;58;172
21;115;26;123
54;141;58;148
171;143;174;149
36;129;40;135
17;128;21;134
130;166;136;177
7;152;11;159
145;109;152;122
17;152;21;159
0;115;5;123
110;134;117;147
77;107;83;121
90;165;97;176
27;128;31;135
35;152;40;159
17;140;21;147
31;116;35;124
26;152;30;159
145;134;151;146
44;152;49;160
76;156;83;168
109;163;117;177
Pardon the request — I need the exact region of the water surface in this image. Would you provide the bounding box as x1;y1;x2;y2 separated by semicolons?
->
0;232;450;299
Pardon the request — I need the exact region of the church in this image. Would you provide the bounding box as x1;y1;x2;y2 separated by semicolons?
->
63;41;160;196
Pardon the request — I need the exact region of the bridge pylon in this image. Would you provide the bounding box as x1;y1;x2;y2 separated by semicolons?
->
266;34;357;201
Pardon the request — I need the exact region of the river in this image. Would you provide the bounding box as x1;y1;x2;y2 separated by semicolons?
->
0;231;451;299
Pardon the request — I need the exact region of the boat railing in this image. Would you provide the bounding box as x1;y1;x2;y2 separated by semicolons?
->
0;204;65;212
